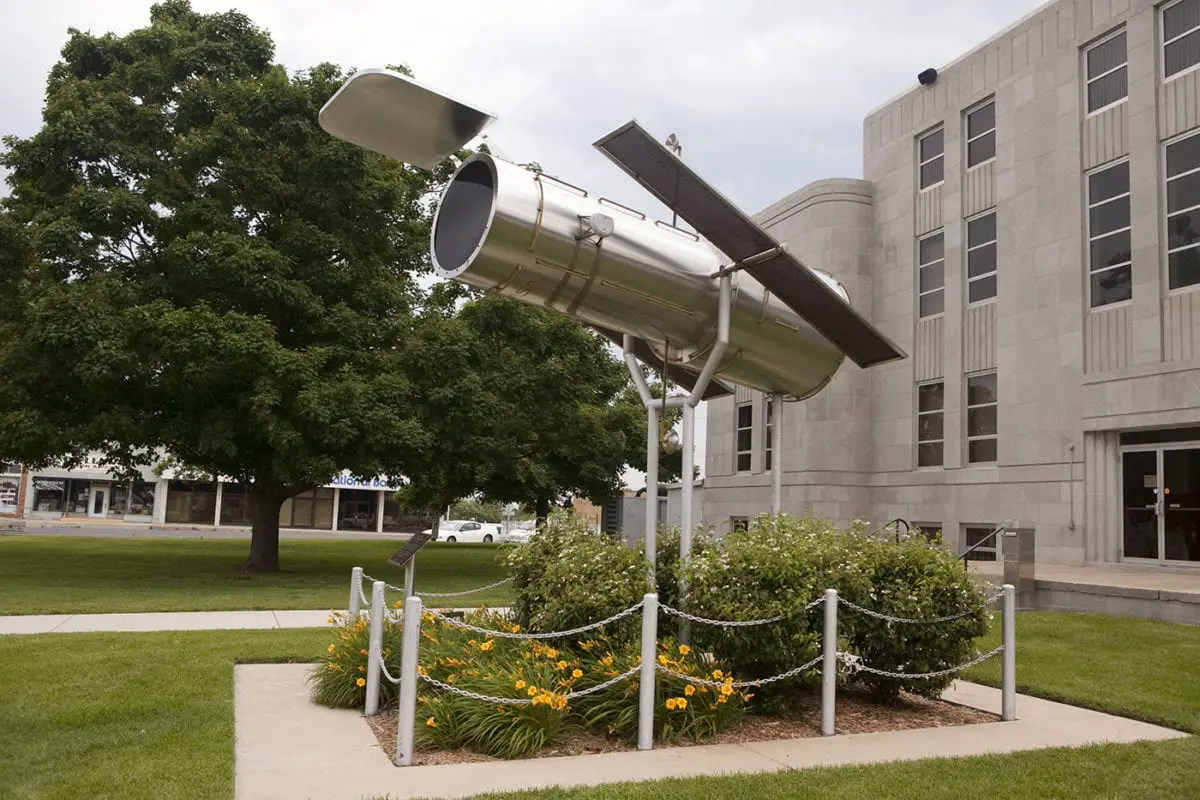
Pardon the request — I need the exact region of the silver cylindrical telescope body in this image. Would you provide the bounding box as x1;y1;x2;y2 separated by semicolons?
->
430;153;848;399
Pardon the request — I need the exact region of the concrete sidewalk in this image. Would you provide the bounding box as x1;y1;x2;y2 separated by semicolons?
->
0;606;500;635
233;663;1189;800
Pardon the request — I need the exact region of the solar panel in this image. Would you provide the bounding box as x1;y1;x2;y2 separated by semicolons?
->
592;121;907;370
590;325;733;400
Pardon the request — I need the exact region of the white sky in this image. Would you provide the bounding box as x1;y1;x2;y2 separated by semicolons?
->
0;0;1048;490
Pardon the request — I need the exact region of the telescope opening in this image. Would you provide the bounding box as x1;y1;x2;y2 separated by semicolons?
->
433;158;496;274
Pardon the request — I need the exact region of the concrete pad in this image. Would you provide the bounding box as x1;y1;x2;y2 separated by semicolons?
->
233;664;1190;800
273;610;338;628
0;614;74;635
54;610;282;633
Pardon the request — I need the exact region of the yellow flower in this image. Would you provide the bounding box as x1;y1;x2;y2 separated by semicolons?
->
675;697;688;710
527;686;537;696
665;698;677;710
546;648;558;659
600;655;614;667
360;648;368;655
394;600;402;609
356;678;366;687
515;680;526;690
480;640;495;652
657;655;669;666
510;624;521;633
358;666;365;673
426;717;436;728
720;684;734;696
684;685;696;696
446;674;456;684
711;669;723;679
678;644;692;656
327;644;336;653
326;663;337;671
572;668;583;678
468;640;478;648
556;660;568;670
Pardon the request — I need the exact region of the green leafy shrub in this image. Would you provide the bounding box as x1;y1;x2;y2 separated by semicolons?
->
502;510;651;642
571;631;747;741
308;607;406;708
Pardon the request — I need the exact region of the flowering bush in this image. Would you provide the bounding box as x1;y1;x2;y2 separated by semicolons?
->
571;632;747;741
502;510;651;643
651;524;715;610
308;607;406;708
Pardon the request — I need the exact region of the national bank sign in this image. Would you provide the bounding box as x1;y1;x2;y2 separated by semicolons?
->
324;472;401;492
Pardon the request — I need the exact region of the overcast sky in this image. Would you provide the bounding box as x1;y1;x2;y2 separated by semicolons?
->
0;0;1047;488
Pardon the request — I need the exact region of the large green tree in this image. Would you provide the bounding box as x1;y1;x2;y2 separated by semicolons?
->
0;1;444;571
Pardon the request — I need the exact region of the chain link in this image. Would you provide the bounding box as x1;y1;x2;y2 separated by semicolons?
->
422;601;644;640
377;652;401;685
838;644;1005;680
418;577;513;598
659;595;824;628
837;589;1005;625
656;655;823;689
417;664;641;705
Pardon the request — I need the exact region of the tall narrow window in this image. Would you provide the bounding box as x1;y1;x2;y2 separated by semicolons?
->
735;402;752;473
1085;30;1128;113
965;100;996;168
1086;159;1132;307
918;127;944;190
966;211;997;303
918;232;945;318
763;398;773;472
917;381;945;468
966;372;998;464
1163;0;1200;80
1165;130;1200;290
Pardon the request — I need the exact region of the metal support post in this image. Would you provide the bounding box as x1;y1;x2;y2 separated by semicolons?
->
1002;583;1016;721
403;560;415;602
365;580;385;716
637;592;659;751
395;595;423;766
821;588;838;736
770;393;784;516
349;566;363;615
678;402;695;647
644;404;659;566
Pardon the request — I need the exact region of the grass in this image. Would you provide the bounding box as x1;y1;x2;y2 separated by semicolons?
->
0;611;1197;800
0;628;330;800
0;535;512;614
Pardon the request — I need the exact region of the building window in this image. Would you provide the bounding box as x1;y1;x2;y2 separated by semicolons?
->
1086;159;1132;306
917;381;945;468
917;231;945;317
966;211;997;303
735;402;752;473
1163;0;1200;80
962;525;999;561
965;100;996;168
966;372;998;464
32;478;66;513
913;521;943;543
1165;130;1200;290
730;516;750;533
917;127;944;190
1085;30;1128;113
763;398;773;472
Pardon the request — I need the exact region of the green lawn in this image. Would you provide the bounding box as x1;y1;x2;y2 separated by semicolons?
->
0;536;512;614
0;611;1197;800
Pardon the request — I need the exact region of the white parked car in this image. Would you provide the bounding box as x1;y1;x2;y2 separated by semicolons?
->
422;519;499;543
502;520;536;544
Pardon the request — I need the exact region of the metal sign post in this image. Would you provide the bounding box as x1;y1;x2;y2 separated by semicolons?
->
388;531;434;602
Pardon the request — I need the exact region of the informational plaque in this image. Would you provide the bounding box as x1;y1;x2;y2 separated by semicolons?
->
387;531;434;568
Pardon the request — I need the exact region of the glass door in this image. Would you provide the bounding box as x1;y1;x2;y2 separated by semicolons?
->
1121;449;1159;561
1163;447;1200;563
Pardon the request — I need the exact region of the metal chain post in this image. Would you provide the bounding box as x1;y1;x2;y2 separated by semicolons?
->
395;595;422;767
348;566;363;616
365;580;385;716
637;592;658;751
403;560;415;603
1002;583;1016;721
821;588;838;736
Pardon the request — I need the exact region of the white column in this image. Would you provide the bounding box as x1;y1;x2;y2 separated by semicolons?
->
376;490;385;533
331;488;341;531
213;480;224;527
152;479;169;524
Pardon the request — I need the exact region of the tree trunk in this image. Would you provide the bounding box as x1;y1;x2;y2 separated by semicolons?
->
240;485;289;573
535;495;551;527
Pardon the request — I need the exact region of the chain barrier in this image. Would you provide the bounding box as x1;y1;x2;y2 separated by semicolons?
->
417;664;641;706
837;589;1005;625
377;652;401;685
422;601;644;640
656;654;823;689
837;644;1004;680
659;595;824;628
419;577;513;599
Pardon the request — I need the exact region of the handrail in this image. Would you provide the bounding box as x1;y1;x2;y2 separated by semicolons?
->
869;518;911;542
959;525;1005;565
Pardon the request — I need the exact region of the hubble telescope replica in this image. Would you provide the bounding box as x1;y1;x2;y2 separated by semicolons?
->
318;68;906;558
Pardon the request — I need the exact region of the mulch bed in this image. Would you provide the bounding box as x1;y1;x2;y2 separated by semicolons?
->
364;685;997;766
